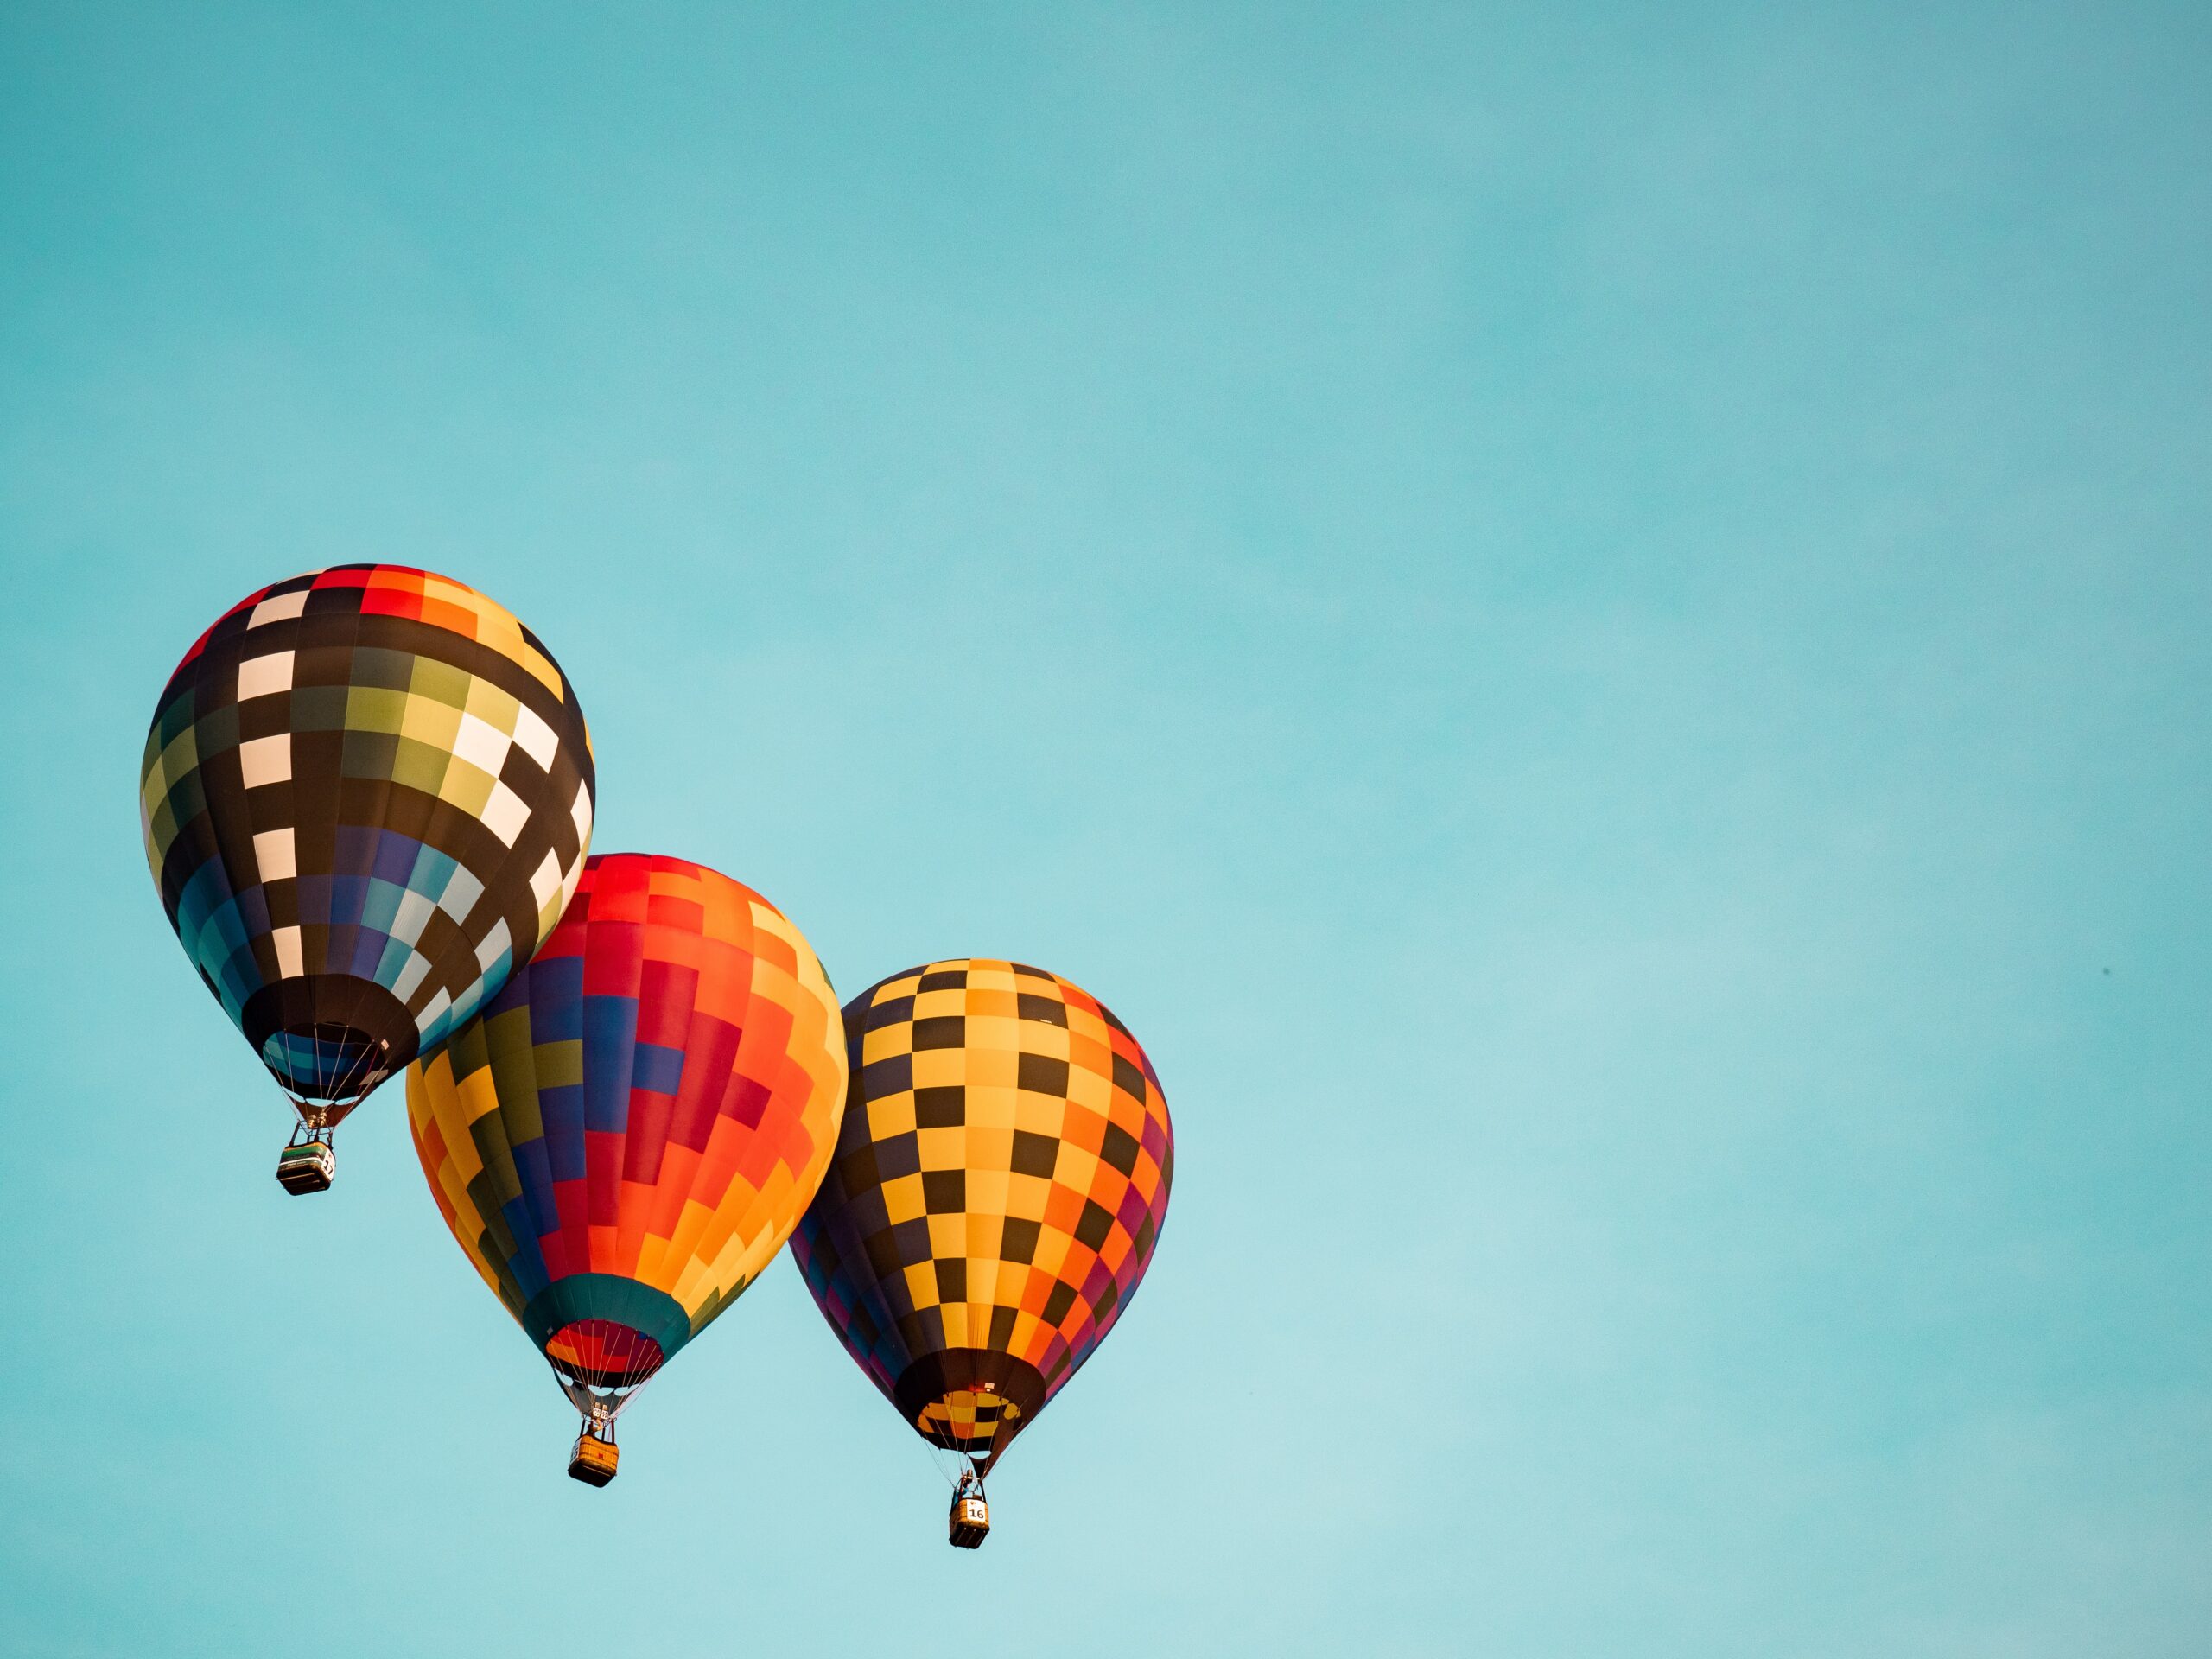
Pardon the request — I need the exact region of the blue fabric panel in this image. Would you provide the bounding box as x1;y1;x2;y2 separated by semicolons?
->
581;995;637;1134
631;1039;685;1096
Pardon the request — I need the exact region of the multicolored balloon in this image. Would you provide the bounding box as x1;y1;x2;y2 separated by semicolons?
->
140;566;594;1179
406;853;847;1482
791;958;1173;1526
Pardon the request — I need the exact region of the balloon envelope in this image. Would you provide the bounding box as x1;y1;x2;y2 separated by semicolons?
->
791;959;1174;1473
407;853;847;1419
140;565;594;1122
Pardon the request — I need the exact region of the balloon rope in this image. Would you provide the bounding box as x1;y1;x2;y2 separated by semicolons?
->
334;1031;378;1115
323;1038;358;1124
338;1033;365;1107
309;1033;365;1132
301;944;322;1128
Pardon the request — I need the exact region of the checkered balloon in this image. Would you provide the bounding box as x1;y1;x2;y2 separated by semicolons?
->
791;959;1174;1474
407;854;848;1427
140;566;594;1127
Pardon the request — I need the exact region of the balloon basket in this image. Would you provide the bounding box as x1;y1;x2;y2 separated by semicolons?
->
276;1136;335;1195
948;1477;989;1549
568;1429;620;1487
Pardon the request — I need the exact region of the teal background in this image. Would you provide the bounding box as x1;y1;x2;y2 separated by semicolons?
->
3;4;2208;1655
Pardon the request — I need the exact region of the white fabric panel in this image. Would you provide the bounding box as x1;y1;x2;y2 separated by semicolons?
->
451;710;513;779
248;591;309;627
238;734;291;787
390;887;439;947
511;702;560;771
438;865;485;924
480;779;530;848
392;950;433;1003
252;827;296;882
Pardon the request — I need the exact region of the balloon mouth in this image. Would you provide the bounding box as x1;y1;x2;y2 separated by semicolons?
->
918;1388;1024;1461
895;1351;1049;1474
261;1022;394;1109
545;1320;667;1429
245;977;419;1100
546;1319;665;1386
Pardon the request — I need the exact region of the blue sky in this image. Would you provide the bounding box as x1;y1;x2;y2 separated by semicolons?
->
3;4;2208;1655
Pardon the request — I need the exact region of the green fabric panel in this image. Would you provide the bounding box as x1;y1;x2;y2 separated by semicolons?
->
444;1013;493;1083
389;735;453;796
407;655;474;709
163;771;205;832
344;684;409;735
530;1039;583;1090
348;645;416;691
340;729;400;780
194;702;239;755
158;689;195;745
685;1273;753;1338
161;725;197;780
288;684;348;731
483;1006;547;1148
522;1276;693;1363
149;797;180;862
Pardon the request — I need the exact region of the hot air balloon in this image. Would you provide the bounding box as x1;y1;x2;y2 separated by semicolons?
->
406;853;847;1484
139;565;595;1192
791;958;1173;1548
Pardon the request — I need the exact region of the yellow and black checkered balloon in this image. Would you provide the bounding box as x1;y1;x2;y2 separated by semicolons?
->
791;959;1173;1472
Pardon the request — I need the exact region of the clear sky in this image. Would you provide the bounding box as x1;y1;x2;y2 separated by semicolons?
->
2;4;2207;1656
